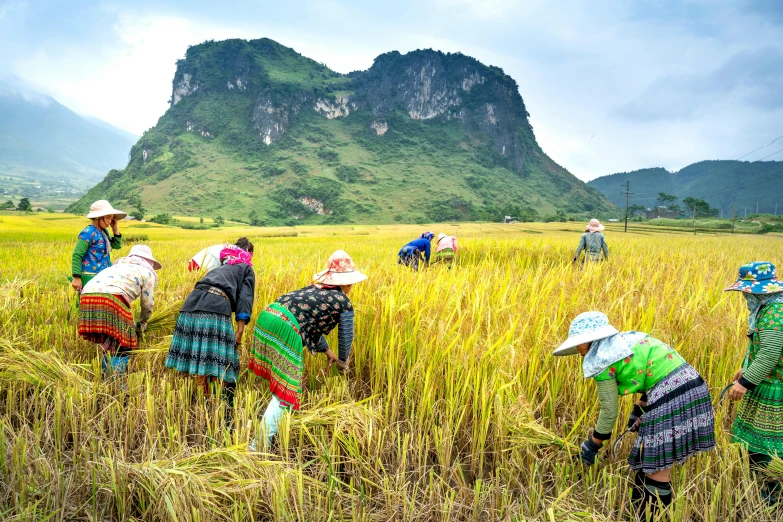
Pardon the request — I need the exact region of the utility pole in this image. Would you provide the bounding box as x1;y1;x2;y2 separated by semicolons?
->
622;180;632;233
776;203;778;216
757;201;759;215
732;205;737;234
693;206;697;235
745;208;747;217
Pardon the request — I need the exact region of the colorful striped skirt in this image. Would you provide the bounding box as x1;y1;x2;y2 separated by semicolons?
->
78;293;136;351
628;364;716;473
733;379;783;457
248;303;304;410
435;248;455;267
165;311;239;383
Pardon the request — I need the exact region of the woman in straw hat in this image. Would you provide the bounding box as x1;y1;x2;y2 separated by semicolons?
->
725;261;783;504
434;232;457;268
78;245;161;378
165;239;255;426
554;312;715;516
573;219;608;264
71;200;127;292
249;250;367;449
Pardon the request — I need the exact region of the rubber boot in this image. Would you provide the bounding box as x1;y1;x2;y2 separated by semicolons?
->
250;394;287;451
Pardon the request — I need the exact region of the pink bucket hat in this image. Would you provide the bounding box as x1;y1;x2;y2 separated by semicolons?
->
313;250;368;286
586;219;605;232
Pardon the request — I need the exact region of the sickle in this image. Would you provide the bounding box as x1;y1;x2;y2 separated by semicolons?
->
612;429;631;458
719;383;734;403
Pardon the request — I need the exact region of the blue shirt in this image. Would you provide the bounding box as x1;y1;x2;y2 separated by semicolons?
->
399;238;431;263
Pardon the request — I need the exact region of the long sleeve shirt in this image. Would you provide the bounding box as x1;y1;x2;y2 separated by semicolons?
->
81;260;156;325
436;236;457;253
189;244;226;272
591;336;685;439
574;232;608;261
400;238;432;263
180;263;255;321
315;310;355;362
738;303;783;392
72;225;122;277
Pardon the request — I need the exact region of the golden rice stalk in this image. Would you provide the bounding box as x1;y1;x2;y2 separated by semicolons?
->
144;299;185;334
0;337;92;389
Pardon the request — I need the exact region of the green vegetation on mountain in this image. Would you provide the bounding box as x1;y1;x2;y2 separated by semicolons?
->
588;160;783;217
68;38;612;224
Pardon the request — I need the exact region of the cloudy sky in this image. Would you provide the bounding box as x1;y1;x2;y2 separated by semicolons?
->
1;0;781;180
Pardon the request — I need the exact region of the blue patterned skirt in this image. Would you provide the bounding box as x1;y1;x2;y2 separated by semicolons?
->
628;364;716;473
165;311;239;383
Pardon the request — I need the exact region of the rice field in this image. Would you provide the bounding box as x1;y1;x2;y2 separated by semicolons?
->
0;212;782;521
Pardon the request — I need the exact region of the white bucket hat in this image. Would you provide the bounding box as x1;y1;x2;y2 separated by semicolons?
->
553;311;619;356
313;250;368;286
86;200;127;220
437;232;447;241
128;244;162;270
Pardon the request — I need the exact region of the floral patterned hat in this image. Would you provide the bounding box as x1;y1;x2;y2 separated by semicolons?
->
313;250;368;286
725;261;783;294
553;311;619;356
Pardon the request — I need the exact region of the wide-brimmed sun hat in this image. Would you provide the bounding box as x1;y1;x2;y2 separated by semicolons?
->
313;250;368;286
437;232;447;241
553;311;619;356
725;261;783;294
128;244;162;270
86;200;127;220
585;219;604;232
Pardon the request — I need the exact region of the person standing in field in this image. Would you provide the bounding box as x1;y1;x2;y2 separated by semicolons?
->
165;240;255;426
187;240;251;272
78;245;161;377
554;312;715;516
248;250;367;449
725;261;783;505
71;200;126;292
398;232;434;271
573;219;608;264
434;232;457;268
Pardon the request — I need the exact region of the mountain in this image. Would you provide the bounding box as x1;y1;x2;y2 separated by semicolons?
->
0;76;137;182
588;160;783;216
67;38;612;224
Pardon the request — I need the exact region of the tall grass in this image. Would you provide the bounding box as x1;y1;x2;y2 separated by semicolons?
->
0;216;781;520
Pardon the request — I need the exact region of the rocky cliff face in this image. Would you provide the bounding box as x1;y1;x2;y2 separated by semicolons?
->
68;38;613;223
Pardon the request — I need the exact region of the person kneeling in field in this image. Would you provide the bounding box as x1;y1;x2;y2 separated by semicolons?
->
248;250;367;450
78;245;161;377
554;312;715;516
398;232;434;271
434;232;457;268
725;261;783;505
165;240;255;427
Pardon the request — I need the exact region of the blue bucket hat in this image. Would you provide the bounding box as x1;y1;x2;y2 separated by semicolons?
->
421;231;434;241
725;261;783;294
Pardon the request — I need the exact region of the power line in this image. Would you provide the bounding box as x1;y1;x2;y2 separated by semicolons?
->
736;134;783;160
758;148;783;161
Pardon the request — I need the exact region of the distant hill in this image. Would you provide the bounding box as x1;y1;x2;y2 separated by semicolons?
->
68;38;612;224
0;76;137;182
588;160;783;216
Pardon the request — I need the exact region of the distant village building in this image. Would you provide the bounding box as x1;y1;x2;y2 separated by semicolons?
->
644;206;681;219
504;215;518;224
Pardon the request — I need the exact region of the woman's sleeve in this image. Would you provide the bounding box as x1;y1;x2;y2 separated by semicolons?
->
110;234;122;249
739;329;783;391
71;239;89;276
593;379;619;440
337;310;355;362
315;335;329;353
601;235;609;259
138;275;155;326
574;235;585;259
235;267;255;322
423;241;431;263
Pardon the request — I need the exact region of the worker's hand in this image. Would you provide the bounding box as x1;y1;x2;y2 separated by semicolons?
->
732;368;743;383
235;321;245;346
71;277;82;292
728;381;748;401
627;404;644;432
325;349;348;373
111;218;119;235
580;437;602;466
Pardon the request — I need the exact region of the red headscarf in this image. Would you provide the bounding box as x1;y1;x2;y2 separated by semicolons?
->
219;245;253;266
